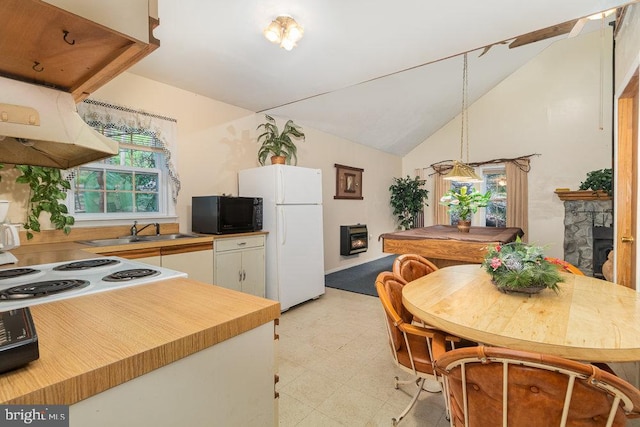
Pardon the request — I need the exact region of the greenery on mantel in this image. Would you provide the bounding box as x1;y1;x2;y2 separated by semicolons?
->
14;165;74;240
579;168;612;196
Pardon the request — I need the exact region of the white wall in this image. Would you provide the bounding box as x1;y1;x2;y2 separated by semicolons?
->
403;29;614;258
614;5;640;92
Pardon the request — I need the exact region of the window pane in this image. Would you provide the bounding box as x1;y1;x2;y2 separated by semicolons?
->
485;171;507;227
75;191;104;213
136;173;158;191
77;169;103;190
107;193;134;213
136;193;158;212
132;150;157;168
106;172;133;191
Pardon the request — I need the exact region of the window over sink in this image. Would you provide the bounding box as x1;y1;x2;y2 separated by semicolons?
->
65;99;180;223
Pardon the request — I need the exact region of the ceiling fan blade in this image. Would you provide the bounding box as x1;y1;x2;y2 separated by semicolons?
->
509;19;578;49
568;18;588;38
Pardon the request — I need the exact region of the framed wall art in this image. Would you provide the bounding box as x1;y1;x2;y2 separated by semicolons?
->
334;164;364;200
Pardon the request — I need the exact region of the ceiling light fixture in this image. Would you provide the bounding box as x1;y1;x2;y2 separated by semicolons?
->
263;16;304;51
444;53;483;183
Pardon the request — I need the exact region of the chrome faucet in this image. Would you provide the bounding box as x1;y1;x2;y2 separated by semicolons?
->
130;221;160;236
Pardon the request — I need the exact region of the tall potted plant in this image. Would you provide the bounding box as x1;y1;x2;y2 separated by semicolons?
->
439;186;491;232
389;176;429;230
257;114;305;166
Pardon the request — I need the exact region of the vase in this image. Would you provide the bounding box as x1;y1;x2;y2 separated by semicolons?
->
270;155;286;165
457;220;471;233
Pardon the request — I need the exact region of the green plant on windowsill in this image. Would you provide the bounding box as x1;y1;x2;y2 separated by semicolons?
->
14;165;74;240
578;168;612;196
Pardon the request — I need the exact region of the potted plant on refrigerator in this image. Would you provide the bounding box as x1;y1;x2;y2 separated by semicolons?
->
256;114;305;166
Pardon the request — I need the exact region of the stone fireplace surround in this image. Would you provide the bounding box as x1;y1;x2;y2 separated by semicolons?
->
561;199;613;277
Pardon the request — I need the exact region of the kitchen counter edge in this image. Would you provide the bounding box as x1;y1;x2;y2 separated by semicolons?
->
0;277;280;405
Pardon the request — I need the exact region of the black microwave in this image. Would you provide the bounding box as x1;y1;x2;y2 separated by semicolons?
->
192;196;262;234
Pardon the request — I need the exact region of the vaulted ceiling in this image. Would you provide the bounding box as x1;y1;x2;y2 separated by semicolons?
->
129;0;636;156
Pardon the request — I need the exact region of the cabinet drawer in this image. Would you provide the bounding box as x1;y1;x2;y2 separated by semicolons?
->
215;236;264;252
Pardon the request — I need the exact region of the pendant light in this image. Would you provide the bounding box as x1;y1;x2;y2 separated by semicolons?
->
444;53;483;183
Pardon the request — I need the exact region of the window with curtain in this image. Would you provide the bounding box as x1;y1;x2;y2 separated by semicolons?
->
68;99;180;221
432;155;531;238
441;170;506;227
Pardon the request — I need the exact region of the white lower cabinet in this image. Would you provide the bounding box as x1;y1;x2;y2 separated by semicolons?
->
108;246;213;284
214;235;266;297
70;321;277;427
162;249;214;284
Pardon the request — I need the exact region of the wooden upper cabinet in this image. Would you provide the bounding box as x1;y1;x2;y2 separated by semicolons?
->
0;0;159;101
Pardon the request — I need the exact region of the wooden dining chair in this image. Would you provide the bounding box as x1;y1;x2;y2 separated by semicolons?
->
375;271;449;425
392;253;439;283
545;257;585;275
434;346;640;427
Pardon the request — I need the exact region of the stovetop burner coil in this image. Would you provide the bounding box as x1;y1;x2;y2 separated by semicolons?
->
53;259;120;271
0;279;90;300
0;268;40;280
102;269;160;282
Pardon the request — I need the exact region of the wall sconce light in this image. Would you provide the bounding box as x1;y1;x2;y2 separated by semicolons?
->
263;16;304;51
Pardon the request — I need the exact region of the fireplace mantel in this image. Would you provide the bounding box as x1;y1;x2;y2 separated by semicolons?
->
555;190;611;201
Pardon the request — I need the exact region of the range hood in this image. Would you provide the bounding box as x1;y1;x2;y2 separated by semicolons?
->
0;76;118;169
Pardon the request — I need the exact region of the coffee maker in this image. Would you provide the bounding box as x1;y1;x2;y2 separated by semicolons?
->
0;200;20;264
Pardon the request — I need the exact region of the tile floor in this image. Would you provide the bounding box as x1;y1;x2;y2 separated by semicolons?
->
277;287;640;427
277;287;450;426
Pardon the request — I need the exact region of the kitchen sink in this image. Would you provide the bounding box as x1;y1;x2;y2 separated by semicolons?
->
78;233;199;247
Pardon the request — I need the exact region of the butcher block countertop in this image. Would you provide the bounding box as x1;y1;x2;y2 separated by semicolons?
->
0;226;280;405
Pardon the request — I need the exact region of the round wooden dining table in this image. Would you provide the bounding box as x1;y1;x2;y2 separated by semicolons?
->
402;264;640;362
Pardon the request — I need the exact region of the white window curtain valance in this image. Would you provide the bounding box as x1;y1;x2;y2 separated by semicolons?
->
77;99;181;203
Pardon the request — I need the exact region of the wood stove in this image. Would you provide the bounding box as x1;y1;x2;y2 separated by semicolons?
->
340;224;368;256
592;226;613;279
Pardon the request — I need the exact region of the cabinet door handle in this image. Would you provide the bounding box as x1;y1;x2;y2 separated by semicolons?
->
239;270;243;281
622;236;635;243
237;242;247;246
242;270;246;281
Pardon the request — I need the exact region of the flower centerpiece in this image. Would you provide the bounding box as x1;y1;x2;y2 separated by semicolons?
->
439;186;491;232
482;237;564;294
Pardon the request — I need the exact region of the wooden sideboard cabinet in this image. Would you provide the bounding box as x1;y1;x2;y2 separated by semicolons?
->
214;235;266;297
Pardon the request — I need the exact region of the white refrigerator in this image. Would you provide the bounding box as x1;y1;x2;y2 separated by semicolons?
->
238;165;325;311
